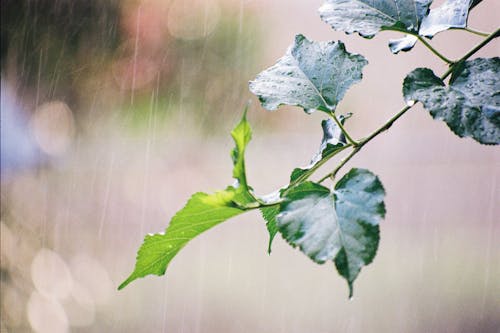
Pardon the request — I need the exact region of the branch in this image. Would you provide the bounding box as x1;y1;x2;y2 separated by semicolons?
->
416;35;455;64
462;27;489;37
318;28;500;182
441;27;500;80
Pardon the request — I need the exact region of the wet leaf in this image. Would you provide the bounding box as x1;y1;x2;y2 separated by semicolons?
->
389;35;418;54
319;0;431;38
403;58;500;145
276;169;385;296
119;111;258;289
290;117;347;183
119;190;244;290
419;0;477;37
249;34;367;113
261;206;280;254
230;109;256;205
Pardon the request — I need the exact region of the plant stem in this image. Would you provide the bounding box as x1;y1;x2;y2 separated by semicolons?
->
416;35;455;64
317;27;499;183
361;105;412;143
318;147;358;183
318;105;412;183
462;27;489;37
290;143;353;185
441;27;500;80
330;113;358;146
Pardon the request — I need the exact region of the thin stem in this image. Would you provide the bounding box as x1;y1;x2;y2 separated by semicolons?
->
362;105;412;143
290;143;353;186
441;27;500;80
318;106;412;183
330;113;358;146
416;35;455;64
387;28;454;64
236;199;280;210
463;27;489;37
245;143;353;208
318;146;359;183
317;27;500;183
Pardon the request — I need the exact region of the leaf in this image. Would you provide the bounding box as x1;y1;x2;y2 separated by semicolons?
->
290;117;347;183
249;34;367;113
389;35;418;54
319;0;432;38
470;0;483;8
119;189;244;290
120;110;258;289
403;58;500;145
230;109;256;205
276;169;385;296
419;0;476;37
261;206;280;254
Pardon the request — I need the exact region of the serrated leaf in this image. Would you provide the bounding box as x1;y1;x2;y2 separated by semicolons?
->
261;206;280;254
403;58;500;145
277;169;385;296
419;0;476;37
319;0;431;38
120;110;258;289
249;34;367;113
290;117;347;183
119;189;244;290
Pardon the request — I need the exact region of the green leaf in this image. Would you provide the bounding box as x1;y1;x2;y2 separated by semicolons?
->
231;108;251;188
319;0;431;38
290;117;347;183
419;0;477;37
119;189;244;290
261;206;280;254
120;110;258;290
403;58;500;145
230;109;256;205
276;169;385;296
249;34;367;113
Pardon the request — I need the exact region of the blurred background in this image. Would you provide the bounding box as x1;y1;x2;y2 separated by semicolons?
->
1;0;499;332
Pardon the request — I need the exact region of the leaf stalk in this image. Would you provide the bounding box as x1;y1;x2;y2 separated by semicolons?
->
462;27;489;37
255;28;499;204
416;35;455;64
316;27;499;183
441;27;500;80
329;112;359;146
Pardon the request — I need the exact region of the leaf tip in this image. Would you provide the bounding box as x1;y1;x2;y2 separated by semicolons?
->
348;282;354;299
243;100;251;118
294;33;306;44
117;276;133;291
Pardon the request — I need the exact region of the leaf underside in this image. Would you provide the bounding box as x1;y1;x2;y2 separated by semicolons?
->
290;117;347;183
403;57;500;145
320;0;480;53
249;34;367;113
419;0;475;37
276;168;385;297
388;35;418;54
319;0;431;38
